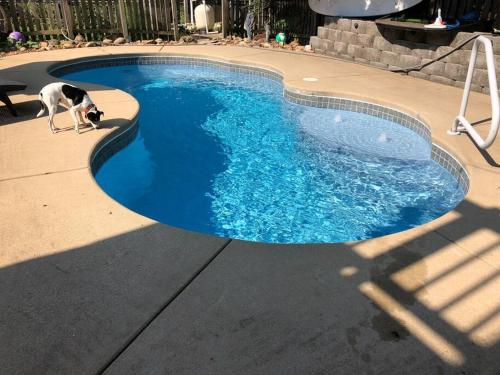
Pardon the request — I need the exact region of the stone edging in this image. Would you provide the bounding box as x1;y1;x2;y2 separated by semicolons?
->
49;55;469;192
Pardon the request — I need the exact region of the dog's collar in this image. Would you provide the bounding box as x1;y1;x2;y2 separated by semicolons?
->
84;104;96;115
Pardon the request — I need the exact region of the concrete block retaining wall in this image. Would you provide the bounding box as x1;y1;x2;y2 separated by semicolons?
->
310;17;500;95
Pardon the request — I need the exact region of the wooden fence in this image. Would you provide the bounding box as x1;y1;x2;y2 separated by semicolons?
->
0;0;319;43
0;0;178;41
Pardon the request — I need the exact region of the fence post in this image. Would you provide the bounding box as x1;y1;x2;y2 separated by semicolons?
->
61;0;74;39
171;0;178;41
222;0;229;37
118;0;130;41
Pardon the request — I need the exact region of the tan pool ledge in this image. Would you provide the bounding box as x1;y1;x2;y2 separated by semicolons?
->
1;45;499;375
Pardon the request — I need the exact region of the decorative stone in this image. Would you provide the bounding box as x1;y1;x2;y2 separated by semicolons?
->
340;31;358;45
429;75;455;85
347;44;365;59
328;29;340;42
444;63;467;81
357;34;374;47
337;18;352;31
351;20;367;34
373;36;392;51
102;38;113;45
48;39;59;47
19;47;27;52
74;34;85;43
114;37;126;45
392;41;412;55
365;22;382;37
39;40;49;48
333;41;347;54
421;60;445;76
365;47;381;61
85;41;98;47
155;38;163;44
310;36;321;50
380;50;399;66
399;54;421;68
304;44;312;52
62;41;75;48
317;26;328;39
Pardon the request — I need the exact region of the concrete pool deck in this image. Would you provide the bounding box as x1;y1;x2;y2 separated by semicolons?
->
0;45;499;374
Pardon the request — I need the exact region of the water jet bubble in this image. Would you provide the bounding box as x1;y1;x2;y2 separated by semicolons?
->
334;114;342;124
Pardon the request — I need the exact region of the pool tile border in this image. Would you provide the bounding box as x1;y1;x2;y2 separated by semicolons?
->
50;55;469;192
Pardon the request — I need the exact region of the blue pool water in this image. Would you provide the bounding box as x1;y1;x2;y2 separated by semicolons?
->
62;64;465;243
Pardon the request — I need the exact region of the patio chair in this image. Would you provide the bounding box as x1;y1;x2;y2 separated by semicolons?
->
0;78;27;116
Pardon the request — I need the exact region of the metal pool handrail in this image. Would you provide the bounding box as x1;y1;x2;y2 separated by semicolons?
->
448;35;499;150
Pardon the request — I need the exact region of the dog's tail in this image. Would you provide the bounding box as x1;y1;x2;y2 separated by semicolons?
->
36;93;46;118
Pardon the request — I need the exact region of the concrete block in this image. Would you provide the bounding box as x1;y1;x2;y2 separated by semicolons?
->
426;32;453;46
444;63;467;81
472;69;489;86
315;49;325;55
317;26;329;40
340;54;354;61
310;36;322;50
492;36;500;54
430;75;455;86
324;16;340;29
365;47;382;61
354;57;369;64
392;41;412;55
373;36;392;51
370;61;388;69
341;31;358;45
383;28;404;42
408;70;430;80
380;50;400;66
399;54;421;68
321;39;334;51
365;22;382;37
325;50;339;58
351;20;368;34
358;34;374;47
451;32;475;50
435;46;454;62
421;60;445;76
347;44;366;59
475;52;487;70
413;48;435;59
404;30;426;43
333;41;347;54
337;18;352;31
445;49;471;65
328;29;341;42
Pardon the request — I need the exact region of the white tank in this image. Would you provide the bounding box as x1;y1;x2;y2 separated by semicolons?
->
194;3;215;31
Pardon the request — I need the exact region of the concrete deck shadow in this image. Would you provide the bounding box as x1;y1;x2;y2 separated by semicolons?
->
0;223;228;375
1;199;497;374
100;199;499;375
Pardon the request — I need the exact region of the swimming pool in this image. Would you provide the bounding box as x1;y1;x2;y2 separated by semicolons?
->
59;58;466;244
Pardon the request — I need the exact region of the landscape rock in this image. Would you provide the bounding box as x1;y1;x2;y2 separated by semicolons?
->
114;37;126;45
74;34;85;43
48;39;59;47
62;41;75;49
85;41;98;47
102;38;113;45
155;38;163;44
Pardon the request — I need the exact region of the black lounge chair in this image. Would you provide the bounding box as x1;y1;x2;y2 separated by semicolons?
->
0;78;27;116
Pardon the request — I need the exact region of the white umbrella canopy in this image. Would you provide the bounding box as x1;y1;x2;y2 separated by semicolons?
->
309;0;423;17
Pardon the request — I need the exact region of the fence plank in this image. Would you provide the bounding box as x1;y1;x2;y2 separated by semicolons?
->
118;0;129;39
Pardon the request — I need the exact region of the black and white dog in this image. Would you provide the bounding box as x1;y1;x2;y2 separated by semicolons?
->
37;82;104;134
